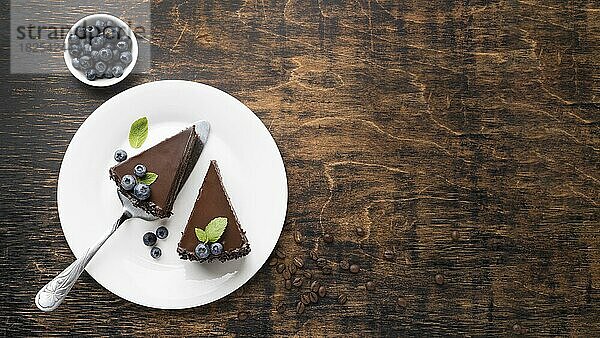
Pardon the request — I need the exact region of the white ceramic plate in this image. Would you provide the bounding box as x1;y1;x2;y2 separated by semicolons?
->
57;80;287;309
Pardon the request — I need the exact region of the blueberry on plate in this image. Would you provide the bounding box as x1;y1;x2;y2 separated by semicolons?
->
116;40;129;51
104;43;114;50
195;243;210;259
156;226;168;239
111;49;120;63
69;44;82;57
79;55;92;69
120;174;136;190
105;20;114;28
91;35;105;49
68;33;79;45
111;64;124;78
85;68;97;81
75;26;86;39
119;51;132;65
86;25;99;38
133;183;151;200
103;69;114;79
104;26;118;40
98;48;112;62
82;43;92;55
143;232;157;246
210;242;223;256
95;61;107;74
150;247;161;259
95;19;106;31
71;58;81;70
133;164;147;177
90;50;100;61
114;149;127;162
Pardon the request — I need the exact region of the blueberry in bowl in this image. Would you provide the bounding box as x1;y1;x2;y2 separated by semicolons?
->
64;14;138;87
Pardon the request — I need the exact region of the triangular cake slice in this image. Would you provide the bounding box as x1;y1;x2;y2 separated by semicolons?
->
109;126;203;218
178;160;250;262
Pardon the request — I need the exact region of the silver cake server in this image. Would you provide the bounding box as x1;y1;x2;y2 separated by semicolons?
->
35;120;210;312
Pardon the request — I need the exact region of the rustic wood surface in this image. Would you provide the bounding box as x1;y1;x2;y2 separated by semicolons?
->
1;0;599;336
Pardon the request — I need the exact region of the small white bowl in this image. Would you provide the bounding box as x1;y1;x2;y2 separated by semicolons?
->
64;14;138;87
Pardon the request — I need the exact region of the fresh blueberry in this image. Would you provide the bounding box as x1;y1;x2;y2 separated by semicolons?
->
69;44;82;57
156;226;168;239
150;246;162;259
99;48;112;62
210;242;224;256
86;25;99;38
90;50;100;61
68;33;79;45
143;232;157;246
114;149;127;162
194;243;210;259
111;64;124;78
95;20;106;31
91;35;105;49
103;70;114;79
133;164;147;177
104;26;118;40
105;43;114;50
105;20;114;28
71;58;81;70
116;40;129;51
75;26;86;39
119;51;132;65
79;55;92;69
133;183;151;200
111;49;120;63
85;68;97;81
82;43;92;55
95;61;107;74
121;174;136;190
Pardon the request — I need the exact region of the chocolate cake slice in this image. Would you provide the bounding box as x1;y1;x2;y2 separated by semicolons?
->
178;160;250;262
110;126;203;218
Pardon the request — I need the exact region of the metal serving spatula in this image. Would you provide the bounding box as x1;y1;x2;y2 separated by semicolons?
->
35;120;210;312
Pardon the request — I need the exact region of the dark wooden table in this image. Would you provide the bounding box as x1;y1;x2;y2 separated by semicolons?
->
1;0;599;336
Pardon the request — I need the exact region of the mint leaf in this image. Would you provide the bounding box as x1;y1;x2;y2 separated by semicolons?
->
129;117;148;148
205;217;227;243
195;228;207;243
138;172;158;185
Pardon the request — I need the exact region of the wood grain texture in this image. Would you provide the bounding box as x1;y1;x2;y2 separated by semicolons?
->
1;0;599;336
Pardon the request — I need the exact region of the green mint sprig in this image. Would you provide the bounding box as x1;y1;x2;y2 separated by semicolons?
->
129;116;148;148
138;172;158;185
195;217;227;243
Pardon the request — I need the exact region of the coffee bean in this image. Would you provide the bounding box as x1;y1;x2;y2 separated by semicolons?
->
301;293;311;305
309;291;318;303
435;274;444;285
451;230;459;241
350;264;360;273
317;258;327;267
289;263;297;275
293;257;304;268
323;233;333;243
339;260;350;270
283;269;291;280
356;227;365;236
237;311;248;320
293;277;303;287
318;285;327;297
310;280;321;293
269;258;278;266
276;302;285;313
275;248;286;259
276;263;285;273
322;265;332;275
303;271;312;279
338;293;348;304
235;286;245;296
309;250;319;261
296;301;305;314
512;324;521;332
366;281;375;291
285;279;292;290
397;297;407;307
383;250;394;261
294;230;303;243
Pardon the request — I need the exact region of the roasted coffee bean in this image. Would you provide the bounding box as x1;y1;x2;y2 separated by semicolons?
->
269;258;278;266
283;269;291;280
294;230;303;243
289;263;297;275
275;248;286;259
350;264;360;273
366;281;375;291
435;274;444;285
293;257;304;268
285;279;292;290
238;311;248;320
293;277;303;287
322;265;332;275
356;227;365;236
310;280;321;293
276;302;285;313
309;250;319;261
323;233;333;243
276;263;285;273
303;271;312;279
318;285;327;297
317;258;327;267
339;260;350;270
301;293;311;305
309;291;318;303
451;230;459;241
338;294;348;304
296;301;305;314
383;250;394;261
397;297;407;307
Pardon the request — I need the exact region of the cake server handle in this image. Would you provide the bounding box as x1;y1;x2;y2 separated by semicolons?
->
35;211;132;312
